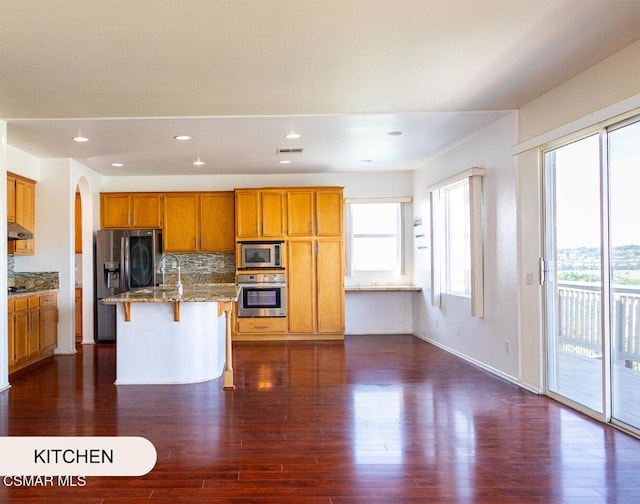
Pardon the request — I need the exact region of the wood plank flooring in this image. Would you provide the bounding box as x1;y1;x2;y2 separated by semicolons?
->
1;335;640;503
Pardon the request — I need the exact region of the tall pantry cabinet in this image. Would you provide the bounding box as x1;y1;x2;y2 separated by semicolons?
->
287;188;344;337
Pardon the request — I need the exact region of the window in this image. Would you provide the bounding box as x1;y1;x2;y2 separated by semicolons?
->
444;180;471;295
430;168;484;317
346;198;411;279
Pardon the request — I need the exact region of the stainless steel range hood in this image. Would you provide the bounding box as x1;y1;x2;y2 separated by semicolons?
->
8;221;33;240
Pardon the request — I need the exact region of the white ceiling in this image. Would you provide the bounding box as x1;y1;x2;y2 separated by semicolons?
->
1;0;639;176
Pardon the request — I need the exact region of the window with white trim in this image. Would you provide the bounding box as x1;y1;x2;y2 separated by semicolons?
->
430;168;484;317
345;198;411;283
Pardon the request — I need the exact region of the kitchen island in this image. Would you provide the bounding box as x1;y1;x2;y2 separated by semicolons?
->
101;284;239;387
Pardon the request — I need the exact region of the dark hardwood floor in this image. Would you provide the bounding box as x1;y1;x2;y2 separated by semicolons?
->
1;335;640;503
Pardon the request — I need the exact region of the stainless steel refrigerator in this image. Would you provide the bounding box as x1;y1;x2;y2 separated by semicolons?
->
95;229;162;342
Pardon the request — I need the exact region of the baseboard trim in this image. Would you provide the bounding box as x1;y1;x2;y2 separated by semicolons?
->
412;332;541;394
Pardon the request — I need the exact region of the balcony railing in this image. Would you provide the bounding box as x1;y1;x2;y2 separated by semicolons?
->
558;282;640;369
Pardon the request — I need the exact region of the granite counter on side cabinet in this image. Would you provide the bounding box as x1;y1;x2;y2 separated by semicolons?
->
101;284;240;388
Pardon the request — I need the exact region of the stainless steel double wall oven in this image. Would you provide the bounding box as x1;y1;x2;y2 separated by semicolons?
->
237;240;286;318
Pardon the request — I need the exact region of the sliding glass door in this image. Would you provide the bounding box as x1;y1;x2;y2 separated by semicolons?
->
544;134;603;413
544;117;640;432
608;120;640;429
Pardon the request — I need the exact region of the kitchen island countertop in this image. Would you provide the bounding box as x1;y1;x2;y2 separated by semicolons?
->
101;283;239;304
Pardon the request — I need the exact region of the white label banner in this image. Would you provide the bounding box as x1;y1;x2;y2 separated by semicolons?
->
0;436;157;476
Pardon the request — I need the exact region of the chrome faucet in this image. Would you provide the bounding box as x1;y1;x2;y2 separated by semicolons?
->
159;254;183;294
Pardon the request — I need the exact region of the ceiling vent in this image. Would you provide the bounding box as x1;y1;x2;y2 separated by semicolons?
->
276;148;304;154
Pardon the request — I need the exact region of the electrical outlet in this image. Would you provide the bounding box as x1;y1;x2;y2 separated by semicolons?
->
506;341;511;353
526;273;534;285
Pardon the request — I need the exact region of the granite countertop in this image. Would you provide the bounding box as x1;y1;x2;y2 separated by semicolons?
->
8;288;59;299
101;283;240;304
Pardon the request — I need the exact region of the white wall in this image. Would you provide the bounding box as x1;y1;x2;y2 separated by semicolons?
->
514;41;640;392
99;170;414;198
346;291;414;335
412;113;520;382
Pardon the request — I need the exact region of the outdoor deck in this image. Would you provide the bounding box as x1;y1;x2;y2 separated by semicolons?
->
555;347;640;429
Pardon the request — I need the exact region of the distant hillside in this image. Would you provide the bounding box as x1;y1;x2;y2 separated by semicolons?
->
557;245;640;271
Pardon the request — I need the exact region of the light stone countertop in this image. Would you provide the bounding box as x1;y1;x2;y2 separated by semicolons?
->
344;285;422;292
101;283;240;304
8;288;59;299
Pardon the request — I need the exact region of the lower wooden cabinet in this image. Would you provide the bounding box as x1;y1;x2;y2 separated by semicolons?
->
236;317;288;335
8;293;58;374
75;287;82;342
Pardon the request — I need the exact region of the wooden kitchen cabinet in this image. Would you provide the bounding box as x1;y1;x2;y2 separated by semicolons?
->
163;193;198;252
8;300;16;367
234;186;344;341
13;298;29;365
163;192;235;253
75;287;82;342
8;293;58;374
39;293;58;353
287;237;345;336
100;193;163;229
200;192;235;252
7;175;16;222
27;296;40;358
287;187;343;237
315;189;344;236
235;189;287;239
287;190;315;236
7;173;36;255
75;191;82;253
315;238;345;333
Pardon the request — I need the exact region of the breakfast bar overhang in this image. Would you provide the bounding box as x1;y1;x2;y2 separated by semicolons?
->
101;284;239;388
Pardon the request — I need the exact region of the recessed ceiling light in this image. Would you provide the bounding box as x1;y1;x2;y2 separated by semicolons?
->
279;160;291;164
174;135;191;141
193;159;205;166
360;159;373;163
111;162;123;167
73;135;89;142
285;133;301;139
387;131;403;136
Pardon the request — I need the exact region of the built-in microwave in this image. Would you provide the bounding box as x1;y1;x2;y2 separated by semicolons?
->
238;241;283;269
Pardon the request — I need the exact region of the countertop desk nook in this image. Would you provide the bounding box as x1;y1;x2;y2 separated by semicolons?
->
101;283;239;388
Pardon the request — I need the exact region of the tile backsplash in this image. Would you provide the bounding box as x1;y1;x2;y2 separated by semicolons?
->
158;252;236;285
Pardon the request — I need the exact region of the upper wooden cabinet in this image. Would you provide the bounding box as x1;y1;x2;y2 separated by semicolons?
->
315;189;343;236
163;192;235;253
287;188;343;237
200;192;235;252
75;192;82;253
7;173;36;255
235;189;287;239
100;193;163;229
7;175;16;222
163;193;198;252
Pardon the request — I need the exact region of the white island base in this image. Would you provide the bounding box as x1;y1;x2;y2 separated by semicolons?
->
115;301;226;385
